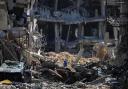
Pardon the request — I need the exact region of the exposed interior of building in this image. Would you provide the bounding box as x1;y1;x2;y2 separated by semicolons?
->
0;0;128;89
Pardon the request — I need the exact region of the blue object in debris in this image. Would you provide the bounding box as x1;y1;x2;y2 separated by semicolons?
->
63;59;67;68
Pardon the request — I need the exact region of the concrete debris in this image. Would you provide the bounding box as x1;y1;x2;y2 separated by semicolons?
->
37;54;108;84
0;0;127;88
0;79;111;89
37;82;110;89
0;46;121;89
0;44;122;89
0;85;16;89
11;81;111;89
42;52;99;66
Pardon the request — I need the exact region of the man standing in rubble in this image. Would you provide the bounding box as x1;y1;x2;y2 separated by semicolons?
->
63;59;68;68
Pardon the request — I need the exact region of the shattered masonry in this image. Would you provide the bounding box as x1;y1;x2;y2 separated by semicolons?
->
0;0;128;89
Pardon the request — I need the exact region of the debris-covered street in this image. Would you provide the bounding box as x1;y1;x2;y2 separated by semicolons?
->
0;50;124;89
0;0;128;89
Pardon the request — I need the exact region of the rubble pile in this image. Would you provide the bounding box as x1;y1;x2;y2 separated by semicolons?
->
33;81;111;89
34;53;125;88
25;51;124;88
36;52;101;84
0;51;122;89
42;52;99;65
0;48;123;89
0;81;111;89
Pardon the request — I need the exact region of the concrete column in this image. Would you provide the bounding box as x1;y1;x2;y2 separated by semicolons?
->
66;25;71;44
54;0;60;52
99;22;103;40
55;23;60;52
95;9;99;17
76;0;82;37
113;27;119;47
78;24;84;51
78;24;82;38
103;22;106;41
60;24;62;36
104;32;109;44
101;0;106;17
99;0;106;40
99;21;106;41
77;0;81;10
54;0;58;10
81;24;84;50
81;24;84;37
0;1;8;30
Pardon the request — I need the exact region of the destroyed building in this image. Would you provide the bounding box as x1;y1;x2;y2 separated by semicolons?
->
0;0;128;89
0;0;126;55
35;0;107;52
33;0;124;53
33;0;128;64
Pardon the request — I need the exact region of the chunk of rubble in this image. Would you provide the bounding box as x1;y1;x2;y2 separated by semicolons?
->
0;85;16;89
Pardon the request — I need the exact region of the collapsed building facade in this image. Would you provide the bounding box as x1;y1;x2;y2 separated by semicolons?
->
34;0;124;53
35;0;107;52
34;0;128;65
0;0;127;62
0;0;127;65
0;0;128;88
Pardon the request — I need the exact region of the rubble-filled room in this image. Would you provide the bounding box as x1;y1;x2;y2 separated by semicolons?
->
0;0;128;89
